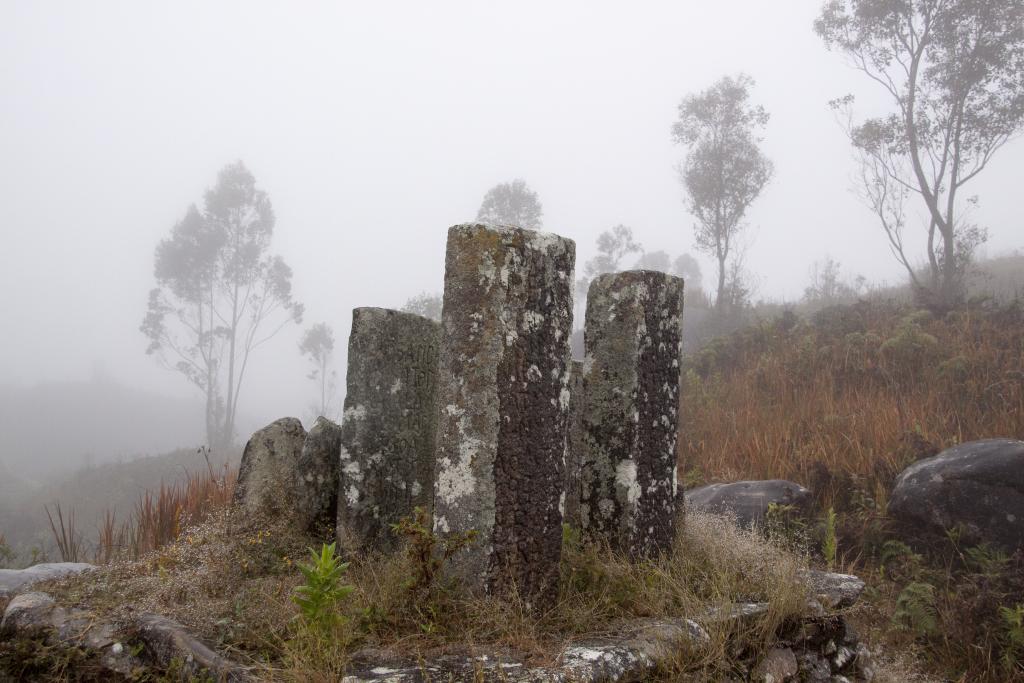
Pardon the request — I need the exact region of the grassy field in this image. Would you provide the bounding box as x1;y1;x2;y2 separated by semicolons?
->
681;298;1024;681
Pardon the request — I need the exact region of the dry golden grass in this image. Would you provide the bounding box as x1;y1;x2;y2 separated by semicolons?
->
679;300;1024;682
681;302;1024;506
43;507;813;681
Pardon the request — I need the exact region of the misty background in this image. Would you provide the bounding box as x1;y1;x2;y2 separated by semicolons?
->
2;1;1021;484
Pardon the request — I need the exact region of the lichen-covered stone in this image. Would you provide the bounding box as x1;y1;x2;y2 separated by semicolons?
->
0;563;94;600
294;416;343;538
337;307;440;552
577;270;683;556
563;359;585;529
233;417;307;523
433;223;575;604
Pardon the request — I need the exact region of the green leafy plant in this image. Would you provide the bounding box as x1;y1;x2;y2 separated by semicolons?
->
821;506;838;569
893;581;939;638
765;502;808;550
879;540;922;581
292;543;353;631
391;507;477;593
999;603;1024;672
964;543;1010;576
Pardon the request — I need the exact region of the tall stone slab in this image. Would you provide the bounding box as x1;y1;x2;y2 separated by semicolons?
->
337;307;440;552
563;359;585;530
578;270;684;556
433;223;575;604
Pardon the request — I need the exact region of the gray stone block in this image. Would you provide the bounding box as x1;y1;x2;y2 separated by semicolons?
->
337;307;440;552
433;223;575;604
577;270;684;556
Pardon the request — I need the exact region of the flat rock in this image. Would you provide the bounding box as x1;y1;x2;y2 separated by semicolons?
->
0;562;94;599
684;480;812;528
888;438;1024;551
752;647;798;682
798;569;865;610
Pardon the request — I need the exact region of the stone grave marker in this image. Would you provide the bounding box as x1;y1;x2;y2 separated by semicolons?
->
337;307;440;552
577;270;683;556
433;223;575;604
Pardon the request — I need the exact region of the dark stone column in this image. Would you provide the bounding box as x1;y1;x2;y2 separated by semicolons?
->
294;416;343;539
563;359;585;530
578;270;684;556
433;223;575;605
337;307;440;552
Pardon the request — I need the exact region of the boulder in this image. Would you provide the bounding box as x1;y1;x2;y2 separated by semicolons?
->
684;480;812;528
798;569;865;610
0;562;94;600
888;438;1024;551
752;647;798;682
294;416;343;537
233;417;307;523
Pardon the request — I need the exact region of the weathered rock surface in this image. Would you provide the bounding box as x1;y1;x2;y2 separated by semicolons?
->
0;562;94;600
798;569;866;610
1;592;140;675
233;417;307;523
563;359;585;529
294;416;343;537
752;647;798;682
433;223;575;604
133;612;252;681
685;480;812;528
577;270;684;556
337;307;440;552
1;592;252;680
888;438;1024;551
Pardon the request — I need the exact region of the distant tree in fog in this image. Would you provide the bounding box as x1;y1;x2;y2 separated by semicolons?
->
299;323;336;418
576;225;643;307
401;292;443;321
816;0;1024;308
633;249;672;272
672;253;702;290
476;179;543;230
672;74;773;312
141;162;304;451
802;256;865;309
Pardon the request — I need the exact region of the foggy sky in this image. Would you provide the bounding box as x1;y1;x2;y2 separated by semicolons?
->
1;1;1021;434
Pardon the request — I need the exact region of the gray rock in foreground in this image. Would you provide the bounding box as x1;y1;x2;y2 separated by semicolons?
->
0;563;94;600
888;438;1024;551
684;479;812;528
337;307;440;552
294;416;344;538
433;223;575;605
233;417;307;523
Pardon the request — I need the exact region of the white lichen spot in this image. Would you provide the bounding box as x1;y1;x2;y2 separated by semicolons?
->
343;459;363;482
343;404;367;422
434;515;450;533
346;484;360;506
526;364;542;381
672;465;679;498
559;387;571;410
390;378;402;394
559;491;566;516
616;459;641;507
411;480;422;498
521;310;545;332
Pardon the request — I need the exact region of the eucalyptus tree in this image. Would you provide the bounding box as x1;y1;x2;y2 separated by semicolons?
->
141;162;303;450
672;74;773;311
816;0;1024;306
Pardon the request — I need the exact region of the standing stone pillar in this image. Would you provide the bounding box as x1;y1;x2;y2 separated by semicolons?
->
563;359;585;530
578;270;684;556
433;223;575;604
337;307;440;552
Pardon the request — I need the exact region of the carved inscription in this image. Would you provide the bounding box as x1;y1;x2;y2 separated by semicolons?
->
337;307;440;552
